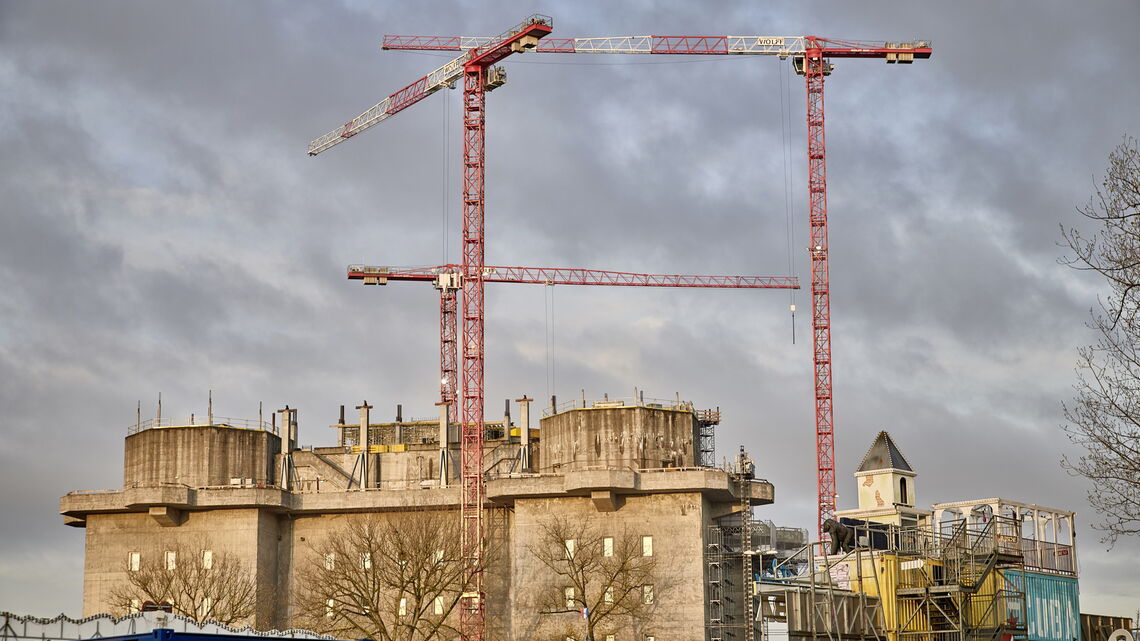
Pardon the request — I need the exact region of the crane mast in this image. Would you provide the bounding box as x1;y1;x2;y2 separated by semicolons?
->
379;31;931;536
803;38;836;531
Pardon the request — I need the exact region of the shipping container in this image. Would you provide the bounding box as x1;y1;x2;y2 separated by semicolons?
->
829;551;934;640
1081;613;1133;641
1003;570;1081;641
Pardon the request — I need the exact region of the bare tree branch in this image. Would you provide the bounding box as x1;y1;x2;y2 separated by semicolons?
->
525;516;670;641
108;535;259;626
294;510;470;641
1061;136;1140;545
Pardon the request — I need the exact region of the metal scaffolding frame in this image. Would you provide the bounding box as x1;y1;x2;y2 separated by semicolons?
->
740;516;1027;641
705;510;810;641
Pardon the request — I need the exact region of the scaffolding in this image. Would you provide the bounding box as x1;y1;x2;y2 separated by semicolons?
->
705;509;810;641
739;516;1026;641
697;408;720;467
756;543;885;641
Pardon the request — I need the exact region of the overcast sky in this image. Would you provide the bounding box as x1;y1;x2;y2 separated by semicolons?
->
2;0;1138;619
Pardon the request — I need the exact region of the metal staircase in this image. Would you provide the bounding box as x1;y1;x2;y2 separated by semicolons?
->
895;516;1026;641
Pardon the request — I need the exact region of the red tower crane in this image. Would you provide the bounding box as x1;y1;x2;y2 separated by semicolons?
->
348;263;799;408
380;33;932;535
309;16;555;641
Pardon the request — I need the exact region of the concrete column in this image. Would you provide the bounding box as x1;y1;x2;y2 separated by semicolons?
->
396;404;403;444
356;401;372;490
436;401;449;487
277;407;297;490
516;396;533;472
289;408;298;450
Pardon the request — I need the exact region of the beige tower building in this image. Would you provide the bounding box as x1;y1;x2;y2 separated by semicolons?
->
835;431;929;529
62;395;780;640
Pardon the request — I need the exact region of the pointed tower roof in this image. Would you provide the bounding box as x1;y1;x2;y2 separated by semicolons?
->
857;431;913;473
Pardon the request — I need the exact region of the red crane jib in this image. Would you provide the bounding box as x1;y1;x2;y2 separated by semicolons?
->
382;33;932;60
347;265;800;289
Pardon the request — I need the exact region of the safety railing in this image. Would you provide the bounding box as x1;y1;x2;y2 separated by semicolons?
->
1020;539;1077;575
541;393;708;417
128;416;277;435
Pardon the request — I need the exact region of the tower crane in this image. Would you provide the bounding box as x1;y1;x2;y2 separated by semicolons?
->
348;263;799;408
308;16;555;641
380;33;932;535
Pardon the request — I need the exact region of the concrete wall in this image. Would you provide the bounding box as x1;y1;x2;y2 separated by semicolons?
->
66;470;754;637
124;426;281;488
509;493;708;641
69;401;762;639
539;406;700;473
81;508;279;629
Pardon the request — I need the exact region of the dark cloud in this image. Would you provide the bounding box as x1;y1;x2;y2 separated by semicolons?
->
1;0;1138;618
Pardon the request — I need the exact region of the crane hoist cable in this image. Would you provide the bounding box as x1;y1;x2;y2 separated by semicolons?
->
779;58;798;344
442;88;450;264
545;283;556;399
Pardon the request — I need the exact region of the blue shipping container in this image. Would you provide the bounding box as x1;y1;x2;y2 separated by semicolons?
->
1005;570;1081;641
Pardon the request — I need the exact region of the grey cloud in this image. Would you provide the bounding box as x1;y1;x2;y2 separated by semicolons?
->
1;0;1139;618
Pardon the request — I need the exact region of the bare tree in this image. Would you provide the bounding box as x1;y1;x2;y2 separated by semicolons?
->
295;511;468;641
526;517;664;641
1061;137;1140;544
109;536;257;625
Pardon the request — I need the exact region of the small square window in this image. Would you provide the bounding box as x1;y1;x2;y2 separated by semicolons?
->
324;553;336;570
359;552;372;569
603;537;613;557
129;599;141;614
606;636;615;641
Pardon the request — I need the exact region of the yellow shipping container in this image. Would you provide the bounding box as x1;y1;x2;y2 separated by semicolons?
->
830;551;940;641
833;551;1023;641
